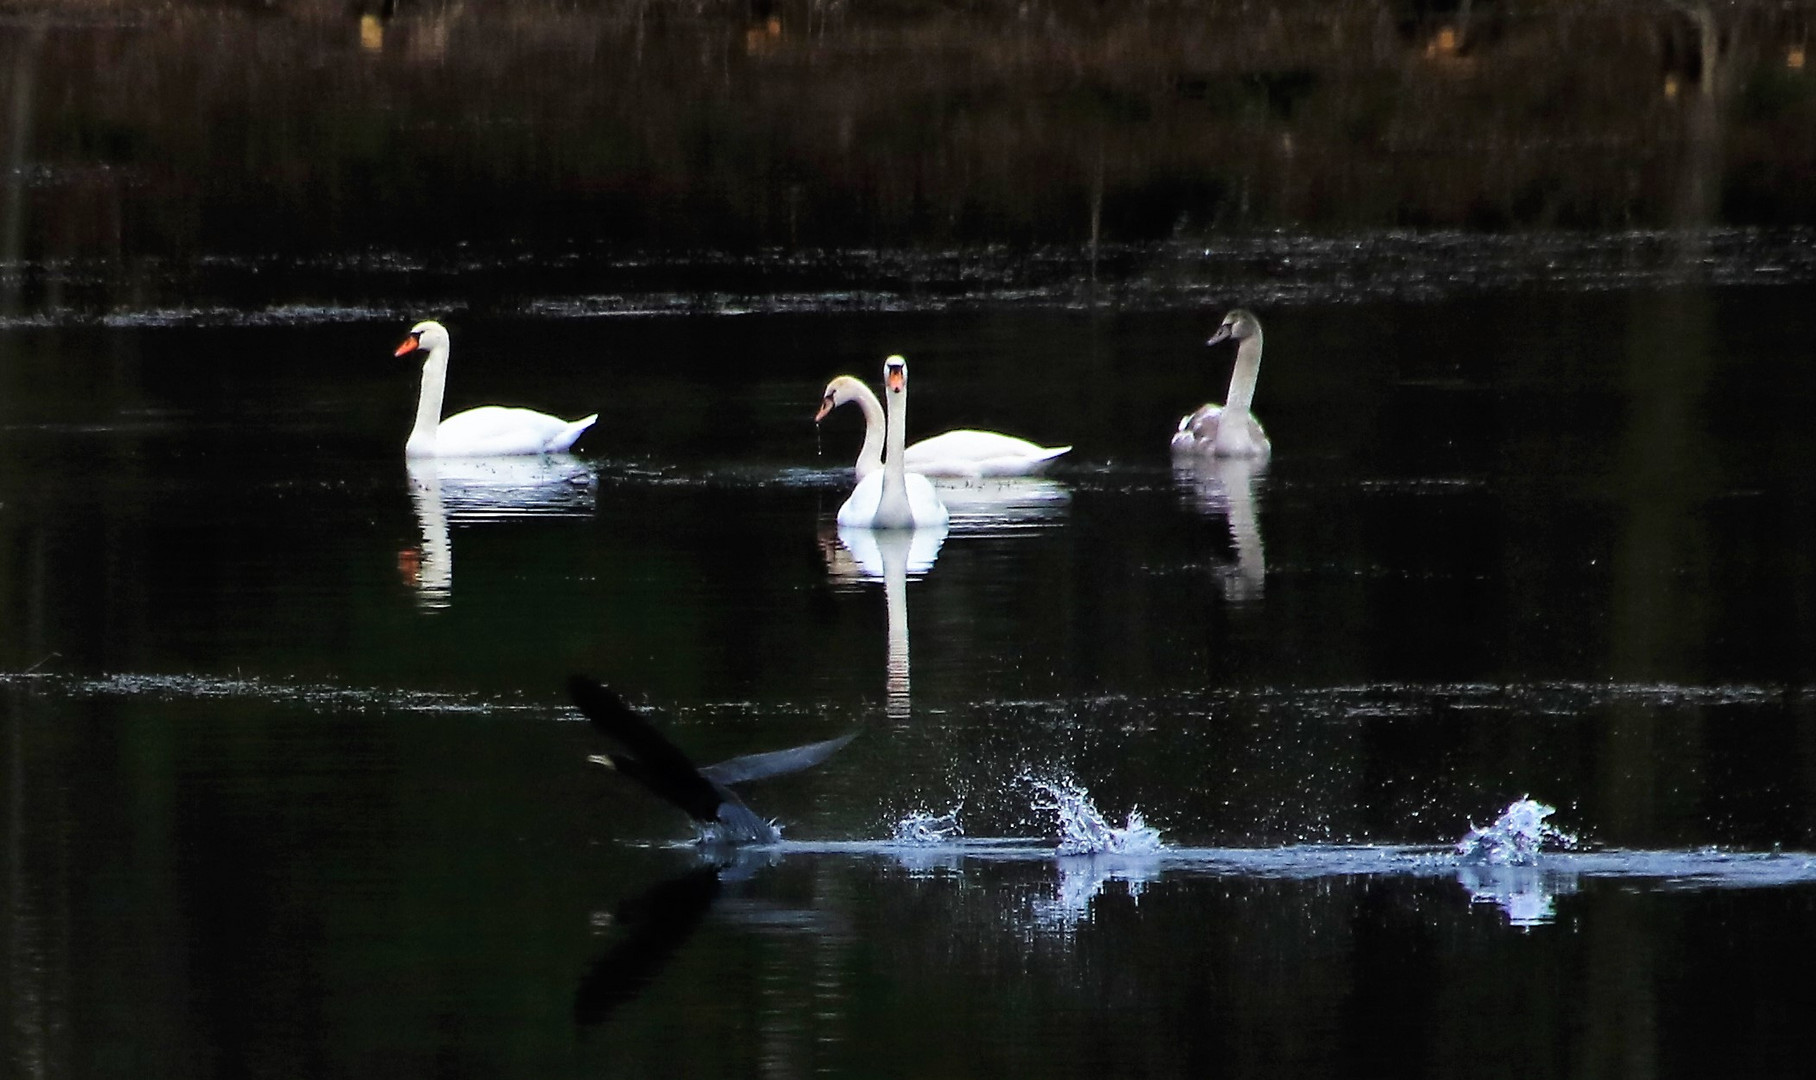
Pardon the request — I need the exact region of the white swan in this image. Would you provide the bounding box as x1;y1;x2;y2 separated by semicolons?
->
394;320;597;458
817;376;1070;478
836;356;951;529
1172;308;1272;459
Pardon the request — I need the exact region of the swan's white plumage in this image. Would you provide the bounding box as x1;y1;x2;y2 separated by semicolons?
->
1171;404;1270;459
902;429;1071;478
429;406;597;457
1172;308;1271;459
836;468;951;529
397;320;596;458
817;376;1069;478
837;356;950;529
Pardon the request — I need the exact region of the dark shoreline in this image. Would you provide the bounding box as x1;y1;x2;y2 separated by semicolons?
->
3;0;1814;314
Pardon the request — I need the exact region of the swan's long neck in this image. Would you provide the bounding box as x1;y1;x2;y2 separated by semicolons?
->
407;341;450;455
875;380;913;527
1223;330;1263;417
852;382;887;478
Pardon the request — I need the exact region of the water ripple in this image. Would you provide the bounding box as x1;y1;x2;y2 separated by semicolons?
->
9;228;1816;329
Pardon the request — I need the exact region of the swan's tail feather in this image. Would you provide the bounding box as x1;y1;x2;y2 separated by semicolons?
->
548;414;598;453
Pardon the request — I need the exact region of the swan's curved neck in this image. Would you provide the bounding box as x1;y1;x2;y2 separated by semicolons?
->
407;341;449;454
1224;331;1263;416
876;380;912;526
851;382;887;477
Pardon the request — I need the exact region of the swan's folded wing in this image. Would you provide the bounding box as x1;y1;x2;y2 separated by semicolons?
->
700;732;857;787
569;676;724;821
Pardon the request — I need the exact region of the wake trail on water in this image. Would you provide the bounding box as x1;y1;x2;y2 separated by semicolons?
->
855;787;1816;927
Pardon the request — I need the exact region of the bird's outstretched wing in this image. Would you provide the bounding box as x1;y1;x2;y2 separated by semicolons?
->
568;676;724;823
700;732;858;787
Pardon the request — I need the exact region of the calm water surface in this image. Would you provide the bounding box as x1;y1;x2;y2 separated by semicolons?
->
6;1;1816;1076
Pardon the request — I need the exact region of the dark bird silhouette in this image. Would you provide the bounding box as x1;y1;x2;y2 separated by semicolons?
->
569;675;855;844
573;864;721;1026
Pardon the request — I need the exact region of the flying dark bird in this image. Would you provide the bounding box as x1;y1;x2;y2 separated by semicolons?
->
569;675;855;844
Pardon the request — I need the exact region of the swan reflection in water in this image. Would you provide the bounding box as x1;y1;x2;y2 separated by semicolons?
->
1171;455;1266;602
821;521;947;722
400;454;596;609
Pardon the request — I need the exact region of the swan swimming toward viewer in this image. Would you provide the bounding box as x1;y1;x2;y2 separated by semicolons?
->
394;320;597;458
1172;308;1272;459
837;356;951;529
816;376;1070;478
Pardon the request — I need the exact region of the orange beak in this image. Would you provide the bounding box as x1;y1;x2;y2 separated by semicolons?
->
814;396;835;422
886;367;905;393
394;333;421;358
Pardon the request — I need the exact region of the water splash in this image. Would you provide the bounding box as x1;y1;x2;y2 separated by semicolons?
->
1026;775;1163;856
1456;798;1578;866
692;817;784;848
893;810;964;845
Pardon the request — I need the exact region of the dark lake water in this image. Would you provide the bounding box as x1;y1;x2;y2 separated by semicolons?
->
6;2;1816;1078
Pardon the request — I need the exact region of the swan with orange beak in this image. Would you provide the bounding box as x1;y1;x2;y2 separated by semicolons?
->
394;320;597;458
836;355;950;529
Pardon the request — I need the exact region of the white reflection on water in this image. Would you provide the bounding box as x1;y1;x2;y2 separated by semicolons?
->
1035;855;1163;932
1456;864;1581;928
823;523;947;722
403;454;596;609
1173;456;1266;601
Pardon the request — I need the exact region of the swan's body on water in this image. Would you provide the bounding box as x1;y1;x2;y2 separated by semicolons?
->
395;320;597;458
817;376;1069;478
837;357;951;529
1172;308;1271;459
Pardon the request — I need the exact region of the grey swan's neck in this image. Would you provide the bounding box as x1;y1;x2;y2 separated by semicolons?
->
1223;328;1262;418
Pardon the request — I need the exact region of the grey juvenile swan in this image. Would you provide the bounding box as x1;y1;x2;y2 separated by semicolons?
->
1172;308;1272;459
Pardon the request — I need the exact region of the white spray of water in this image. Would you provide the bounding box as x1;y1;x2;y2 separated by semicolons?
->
1455;798;1577;867
1026;774;1164;856
892;809;964;845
